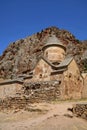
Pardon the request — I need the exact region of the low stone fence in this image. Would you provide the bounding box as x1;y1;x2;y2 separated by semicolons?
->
0;80;61;110
72;104;87;120
0;97;28;110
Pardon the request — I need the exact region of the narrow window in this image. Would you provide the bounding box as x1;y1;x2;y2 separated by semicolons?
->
39;74;42;78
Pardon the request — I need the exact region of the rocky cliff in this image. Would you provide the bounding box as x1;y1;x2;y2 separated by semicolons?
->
0;26;87;79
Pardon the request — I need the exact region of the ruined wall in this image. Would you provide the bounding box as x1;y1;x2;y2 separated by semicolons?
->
44;46;65;63
0;80;61;110
0;83;22;99
63;59;83;99
23;80;61;103
0;96;28;110
72;104;87;120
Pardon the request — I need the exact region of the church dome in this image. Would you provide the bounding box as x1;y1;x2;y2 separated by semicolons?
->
42;35;66;64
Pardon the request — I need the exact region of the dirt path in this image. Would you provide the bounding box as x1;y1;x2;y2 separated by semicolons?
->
0;101;87;130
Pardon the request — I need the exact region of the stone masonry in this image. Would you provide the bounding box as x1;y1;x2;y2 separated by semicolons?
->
0;80;61;110
72;103;87;120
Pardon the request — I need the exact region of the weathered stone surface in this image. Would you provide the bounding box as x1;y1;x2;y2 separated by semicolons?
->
63;59;83;100
0;80;61;110
0;80;23;99
0;97;28;110
23;81;61;103
82;74;87;98
72;104;87;120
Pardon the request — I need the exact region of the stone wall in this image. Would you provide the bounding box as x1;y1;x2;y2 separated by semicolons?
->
32;58;52;82
0;97;28;110
0;83;22;99
23;80;61;103
43;46;65;63
72;104;87;120
0;80;61;110
63;59;83;99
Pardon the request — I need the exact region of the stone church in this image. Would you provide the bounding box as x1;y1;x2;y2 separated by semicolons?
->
24;35;84;99
0;35;87;100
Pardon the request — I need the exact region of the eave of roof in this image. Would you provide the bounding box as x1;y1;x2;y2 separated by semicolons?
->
42;43;66;51
57;57;73;69
0;79;24;85
51;68;67;75
42;56;73;70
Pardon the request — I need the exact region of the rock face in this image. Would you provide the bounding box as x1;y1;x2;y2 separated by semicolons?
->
0;26;87;79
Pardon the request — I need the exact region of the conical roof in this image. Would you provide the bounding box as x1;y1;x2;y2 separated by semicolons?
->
42;34;66;51
46;34;60;44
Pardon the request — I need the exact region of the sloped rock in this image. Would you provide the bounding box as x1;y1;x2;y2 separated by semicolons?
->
0;26;87;79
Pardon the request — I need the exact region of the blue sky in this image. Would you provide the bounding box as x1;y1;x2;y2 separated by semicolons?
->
0;0;87;55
